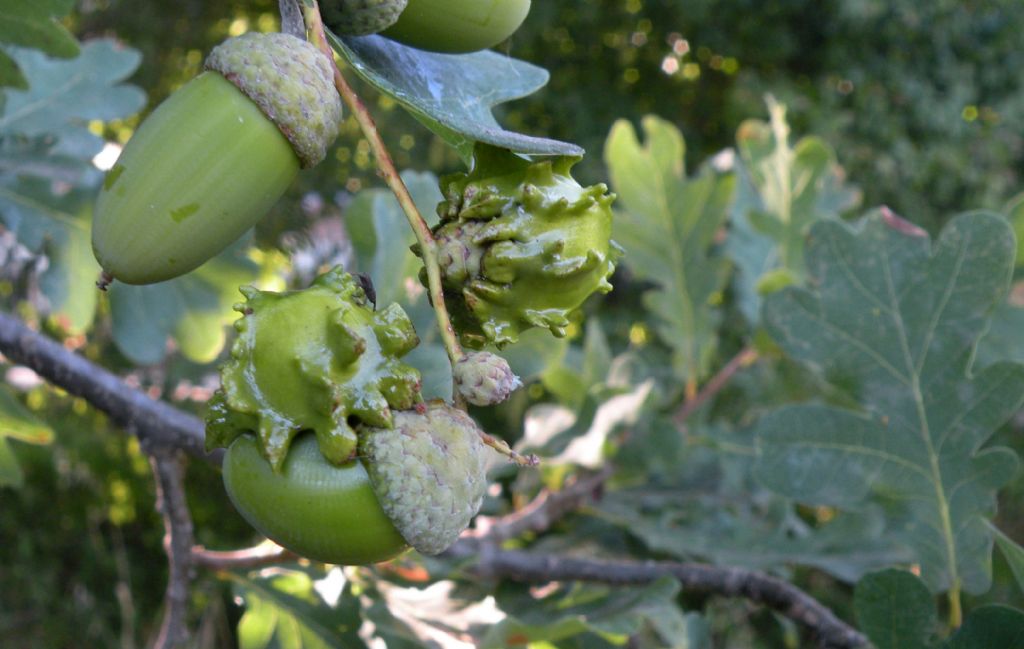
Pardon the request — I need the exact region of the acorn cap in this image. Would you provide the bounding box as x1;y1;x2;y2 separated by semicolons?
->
205;32;342;168
359;403;491;555
323;0;409;36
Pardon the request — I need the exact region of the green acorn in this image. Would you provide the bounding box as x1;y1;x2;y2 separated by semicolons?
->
382;0;531;53
360;402;491;555
323;0;409;36
92;32;342;285
221;432;409;565
205;267;422;471
419;144;622;348
217;401;492;564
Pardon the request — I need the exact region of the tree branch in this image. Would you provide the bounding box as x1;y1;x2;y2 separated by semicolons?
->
452;466;865;649
470;467;613;543
277;0;304;38
0;311;218;464
149;450;195;649
191;545;296;571
454;545;866;649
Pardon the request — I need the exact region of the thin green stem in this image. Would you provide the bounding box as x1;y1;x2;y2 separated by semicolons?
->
303;4;465;371
947;585;962;630
673;345;759;426
477;429;540;468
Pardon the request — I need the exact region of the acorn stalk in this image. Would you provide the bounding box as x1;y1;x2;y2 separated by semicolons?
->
92;32;342;285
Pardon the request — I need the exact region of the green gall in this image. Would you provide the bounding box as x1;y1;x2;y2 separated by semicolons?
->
206;267;422;472
360;402;491;555
420;144;622;348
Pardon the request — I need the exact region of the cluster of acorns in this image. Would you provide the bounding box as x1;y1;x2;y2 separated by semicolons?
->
91;0;619;564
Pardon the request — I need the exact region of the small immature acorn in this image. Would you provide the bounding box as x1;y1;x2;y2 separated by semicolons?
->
323;0;409;36
453;351;521;406
92;32;342;285
417;143;622;348
205;267;421;472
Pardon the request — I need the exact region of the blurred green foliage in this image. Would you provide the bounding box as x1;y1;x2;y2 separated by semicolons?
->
0;385;256;647
516;0;1024;234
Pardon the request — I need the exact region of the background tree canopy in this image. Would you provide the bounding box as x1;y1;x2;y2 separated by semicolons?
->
76;0;1024;230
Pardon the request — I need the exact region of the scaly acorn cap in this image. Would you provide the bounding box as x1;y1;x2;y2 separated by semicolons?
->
453;351;521;406
419;143;623;348
205;267;422;472
359;402;491;555
323;0;409;36
205;32;342;168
